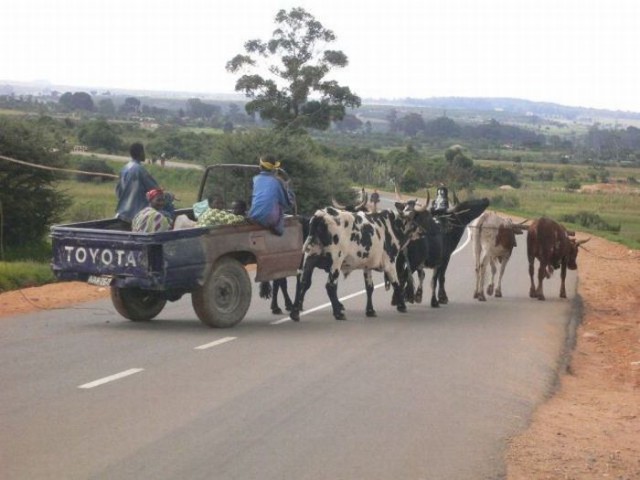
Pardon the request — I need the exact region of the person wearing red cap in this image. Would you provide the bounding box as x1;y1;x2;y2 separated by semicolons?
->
131;188;172;233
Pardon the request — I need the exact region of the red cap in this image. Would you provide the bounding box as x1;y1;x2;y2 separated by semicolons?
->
146;188;164;202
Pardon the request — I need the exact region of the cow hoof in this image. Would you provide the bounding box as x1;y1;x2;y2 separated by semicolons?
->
415;292;423;303
285;302;294;312
473;292;478;299
290;310;300;322
537;295;546;301
366;310;377;317
478;295;486;302
495;290;502;298
334;312;347;321
272;307;283;315
560;292;567;299
529;289;537;298
439;297;448;305
431;299;440;308
397;305;407;313
487;285;494;296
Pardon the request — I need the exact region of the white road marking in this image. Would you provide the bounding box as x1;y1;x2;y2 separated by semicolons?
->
271;227;472;324
78;368;144;389
194;336;237;350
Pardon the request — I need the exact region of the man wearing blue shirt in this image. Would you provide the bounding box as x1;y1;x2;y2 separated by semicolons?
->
115;142;159;229
248;155;294;235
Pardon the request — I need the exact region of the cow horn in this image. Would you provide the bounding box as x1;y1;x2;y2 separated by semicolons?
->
355;191;368;210
576;237;591;246
394;183;402;201
331;197;346;209
452;188;460;205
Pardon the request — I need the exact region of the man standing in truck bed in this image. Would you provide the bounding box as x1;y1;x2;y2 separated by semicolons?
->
115;142;159;230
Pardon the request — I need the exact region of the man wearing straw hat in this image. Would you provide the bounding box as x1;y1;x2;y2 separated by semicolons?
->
248;155;294;236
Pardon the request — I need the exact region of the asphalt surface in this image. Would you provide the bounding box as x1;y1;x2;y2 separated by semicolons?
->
0;226;578;480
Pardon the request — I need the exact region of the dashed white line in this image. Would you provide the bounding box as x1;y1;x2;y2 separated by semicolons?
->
194;336;237;350
78;368;144;389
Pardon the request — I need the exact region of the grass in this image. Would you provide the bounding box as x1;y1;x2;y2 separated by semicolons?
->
0;261;56;292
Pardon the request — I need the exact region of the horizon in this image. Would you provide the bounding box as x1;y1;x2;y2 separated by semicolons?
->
5;1;640;112
5;77;639;116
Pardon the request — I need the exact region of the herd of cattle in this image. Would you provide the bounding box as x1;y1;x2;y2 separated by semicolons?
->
260;190;589;321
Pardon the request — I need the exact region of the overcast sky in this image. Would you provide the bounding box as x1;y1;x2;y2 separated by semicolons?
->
3;0;639;111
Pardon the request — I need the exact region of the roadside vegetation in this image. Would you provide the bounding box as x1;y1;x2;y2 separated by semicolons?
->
1;6;639;292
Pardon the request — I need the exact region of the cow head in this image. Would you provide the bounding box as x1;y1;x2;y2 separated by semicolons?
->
566;237;590;270
394;199;436;242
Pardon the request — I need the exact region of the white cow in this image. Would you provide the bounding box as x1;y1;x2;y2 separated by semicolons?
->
471;212;527;301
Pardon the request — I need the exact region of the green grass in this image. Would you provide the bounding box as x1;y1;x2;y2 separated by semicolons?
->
0;261;56;292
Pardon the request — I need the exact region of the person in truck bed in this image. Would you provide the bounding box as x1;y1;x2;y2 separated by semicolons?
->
132;188;173;233
115;142;160;230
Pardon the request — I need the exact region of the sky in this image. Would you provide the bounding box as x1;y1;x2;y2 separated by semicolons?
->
2;0;640;112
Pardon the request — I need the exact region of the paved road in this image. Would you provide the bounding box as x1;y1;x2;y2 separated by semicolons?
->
75;150;203;170
0;230;578;480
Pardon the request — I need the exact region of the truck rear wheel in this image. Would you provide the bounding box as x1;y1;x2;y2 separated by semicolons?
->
192;257;251;328
110;287;167;322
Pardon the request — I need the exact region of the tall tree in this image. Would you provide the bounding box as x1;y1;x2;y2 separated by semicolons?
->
0;117;70;248
226;7;361;133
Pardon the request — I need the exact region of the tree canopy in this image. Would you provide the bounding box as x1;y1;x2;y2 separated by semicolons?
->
226;7;361;133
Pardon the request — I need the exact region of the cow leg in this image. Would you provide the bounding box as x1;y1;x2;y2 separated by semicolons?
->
326;270;346;320
495;255;510;298
536;262;546;301
430;268;440;307
559;263;568;298
415;268;425;304
270;280;283;314
290;256;317;321
437;257;451;305
279;277;294;311
364;271;376;317
486;257;496;297
528;257;538;299
476;255;488;301
391;281;407;313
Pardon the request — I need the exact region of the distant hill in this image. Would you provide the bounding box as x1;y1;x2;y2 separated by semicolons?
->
3;79;640;123
365;96;640;122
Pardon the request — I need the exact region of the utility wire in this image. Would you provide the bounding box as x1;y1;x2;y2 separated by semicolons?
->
0;154;118;179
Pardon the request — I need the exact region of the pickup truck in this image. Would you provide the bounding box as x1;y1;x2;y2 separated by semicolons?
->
50;164;303;328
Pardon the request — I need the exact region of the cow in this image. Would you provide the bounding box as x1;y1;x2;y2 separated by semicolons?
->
395;196;490;308
289;203;434;321
526;217;590;300
470;212;527;301
259;191;369;315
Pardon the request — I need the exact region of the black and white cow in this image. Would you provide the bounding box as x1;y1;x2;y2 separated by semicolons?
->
259;191;369;315
289;203;433;321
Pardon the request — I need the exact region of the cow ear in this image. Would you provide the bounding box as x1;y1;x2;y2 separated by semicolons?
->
566;230;575;236
394;202;405;212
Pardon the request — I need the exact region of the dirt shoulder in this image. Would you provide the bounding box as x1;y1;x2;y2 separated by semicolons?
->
1;236;639;478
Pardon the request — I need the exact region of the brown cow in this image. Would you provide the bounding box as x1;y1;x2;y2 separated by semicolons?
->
527;217;589;300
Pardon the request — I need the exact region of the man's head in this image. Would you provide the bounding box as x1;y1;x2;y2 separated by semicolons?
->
146;188;165;209
259;155;280;172
130;142;145;162
231;199;247;216
208;194;225;210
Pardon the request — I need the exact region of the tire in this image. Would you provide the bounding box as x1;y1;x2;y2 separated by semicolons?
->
192;257;252;328
110;287;167;322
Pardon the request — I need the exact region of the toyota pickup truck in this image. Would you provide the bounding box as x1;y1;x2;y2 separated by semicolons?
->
50;164;303;328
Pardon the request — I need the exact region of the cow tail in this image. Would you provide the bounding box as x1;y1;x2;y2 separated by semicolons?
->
259;281;272;299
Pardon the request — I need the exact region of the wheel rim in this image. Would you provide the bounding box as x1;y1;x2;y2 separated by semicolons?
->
214;272;241;313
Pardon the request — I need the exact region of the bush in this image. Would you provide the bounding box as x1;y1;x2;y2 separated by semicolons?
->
560;211;621;232
75;158;116;183
0;261;56;292
565;179;581;190
489;194;520;209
